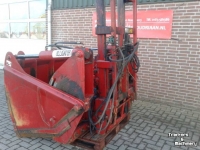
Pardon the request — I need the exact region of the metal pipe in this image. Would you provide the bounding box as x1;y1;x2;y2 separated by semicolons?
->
96;0;106;60
117;0;125;47
132;0;138;99
133;0;137;44
110;0;117;45
15;54;39;59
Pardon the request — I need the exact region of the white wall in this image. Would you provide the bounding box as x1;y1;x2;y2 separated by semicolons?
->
0;39;46;69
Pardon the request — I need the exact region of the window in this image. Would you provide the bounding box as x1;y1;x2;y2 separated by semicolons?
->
0;5;9;20
0;23;9;38
10;2;28;20
0;0;46;39
30;22;46;39
11;23;28;39
29;0;46;19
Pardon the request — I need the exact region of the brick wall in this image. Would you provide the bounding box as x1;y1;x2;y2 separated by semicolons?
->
51;1;200;109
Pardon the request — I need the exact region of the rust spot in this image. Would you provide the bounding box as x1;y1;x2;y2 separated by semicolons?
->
5;88;30;127
11;103;30;127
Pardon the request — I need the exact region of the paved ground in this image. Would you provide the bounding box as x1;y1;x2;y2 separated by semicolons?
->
0;69;200;150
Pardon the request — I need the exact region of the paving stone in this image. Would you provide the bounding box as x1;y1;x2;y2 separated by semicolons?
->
137;143;147;149
156;131;168;137
129;122;139;127
120;129;126;133
114;139;124;146
180;127;187;132
143;139;156;145
118;132;129;137
148;124;159;129
152;135;160;142
130;133;138;139
21;138;33;142
190;122;196;127
156;139;165;147
137;119;144;124
152;128;164;132
130;125;143;131
0;143;8;150
124;124;131;129
40;145;53;150
162;144;171;150
160;125;167;130
106;144;118;150
7;145;20;150
127;128;134;135
167;126;180;131
192;134;199;142
40;139;53;146
34;148;43;150
144;126;151;132
19;141;31;148
2;134;12;139
185;118;191;123
122;141;134;147
0;138;11;144
118;144;127;150
9;137;19;142
147;130;156;137
61;144;75;149
156;121;162;126
140;122;147;128
121;136;133;142
28;143;42;150
161;136;175;142
30;138;42;145
189;148;197;150
144;120;155;125
139;134;151;140
134;137;142;144
166;141;175;146
126;146;138;150
112;134;121;141
16;147;27;150
135;129;147;135
54;146;64;150
171;147;183;150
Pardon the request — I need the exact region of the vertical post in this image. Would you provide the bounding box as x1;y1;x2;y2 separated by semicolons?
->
117;0;128;100
96;0;106;60
110;0;116;45
95;0;107;97
132;0;138;99
132;0;137;44
110;0;118;125
117;0;125;47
